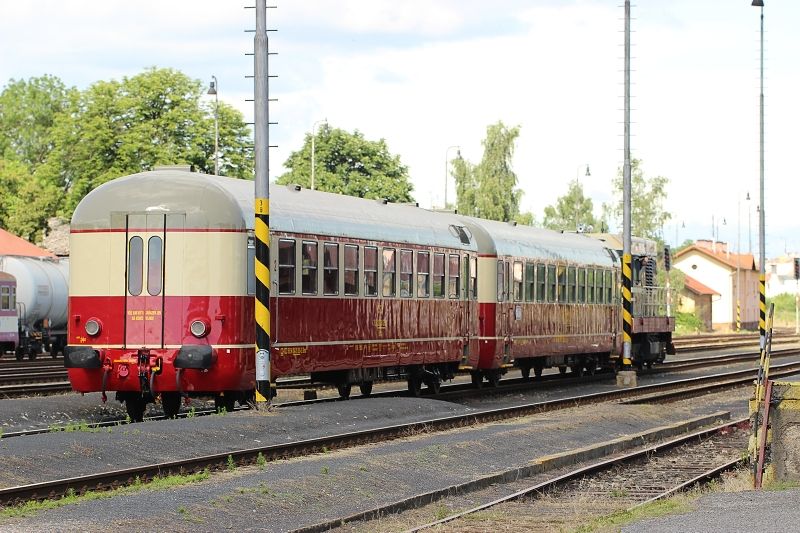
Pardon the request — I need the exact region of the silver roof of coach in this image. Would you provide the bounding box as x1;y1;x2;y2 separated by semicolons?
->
72;170;477;251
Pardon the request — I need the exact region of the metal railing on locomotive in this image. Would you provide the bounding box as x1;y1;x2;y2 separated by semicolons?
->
632;286;675;317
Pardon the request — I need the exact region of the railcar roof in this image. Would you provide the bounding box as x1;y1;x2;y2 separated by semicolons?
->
72;170;477;251
461;217;617;267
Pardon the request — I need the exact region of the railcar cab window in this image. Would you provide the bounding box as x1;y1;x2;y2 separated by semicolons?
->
382;248;396;297
364;246;378;296
127;236;143;296
556;266;566;303
449;255;460;299
587;269;595;303
278;239;296;294
470;256;478;300
513;261;523;302
344;244;359;296
323;243;339;295
578;268;587;303
433;253;445;298
547;265;556;302
400;250;413;297
147;236;163;296
417;251;430;298
302;241;318;295
605;270;614;303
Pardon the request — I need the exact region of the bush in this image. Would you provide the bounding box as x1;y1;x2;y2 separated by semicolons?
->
676;311;704;334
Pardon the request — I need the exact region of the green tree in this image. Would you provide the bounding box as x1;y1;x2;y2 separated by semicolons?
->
454;121;524;222
37;67;253;218
276;124;414;202
0;75;73;170
543;180;598;232
0;158;60;242
602;158;671;240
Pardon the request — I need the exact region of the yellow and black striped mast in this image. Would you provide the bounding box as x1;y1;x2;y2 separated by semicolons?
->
254;0;272;404
621;0;633;367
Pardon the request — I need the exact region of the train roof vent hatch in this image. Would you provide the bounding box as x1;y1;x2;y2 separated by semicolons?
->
605;248;619;263
375;198;389;205
449;225;472;245
286;184;302;192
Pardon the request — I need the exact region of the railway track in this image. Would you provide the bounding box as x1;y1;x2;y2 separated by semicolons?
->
403;418;748;532
0;360;795;507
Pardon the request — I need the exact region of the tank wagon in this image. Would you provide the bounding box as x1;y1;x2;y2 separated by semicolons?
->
0;272;18;355
0;256;69;360
65;169;674;419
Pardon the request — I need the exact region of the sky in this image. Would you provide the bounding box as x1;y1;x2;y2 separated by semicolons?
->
1;0;798;259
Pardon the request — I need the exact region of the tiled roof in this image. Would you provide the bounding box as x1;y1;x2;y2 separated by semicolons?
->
683;274;719;296
0;228;55;258
674;244;755;271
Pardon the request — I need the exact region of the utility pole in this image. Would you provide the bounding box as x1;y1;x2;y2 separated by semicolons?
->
752;0;766;349
621;0;633;368
254;0;272;405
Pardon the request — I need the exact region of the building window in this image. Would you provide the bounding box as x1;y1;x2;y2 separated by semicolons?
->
400;249;413;297
127;236;143;296
417;251;430;298
302;241;318;295
278;239;296;294
449;254;460;299
364;246;378;296
323;243;339;295
513;261;523;302
344;244;359;296
383;248;396;297
433;253;445;298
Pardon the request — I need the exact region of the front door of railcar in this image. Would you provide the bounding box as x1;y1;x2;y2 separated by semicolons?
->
124;214;168;349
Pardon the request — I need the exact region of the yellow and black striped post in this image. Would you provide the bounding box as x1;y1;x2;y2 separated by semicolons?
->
254;199;272;403
736;300;741;332
621;253;633;367
759;274;766;348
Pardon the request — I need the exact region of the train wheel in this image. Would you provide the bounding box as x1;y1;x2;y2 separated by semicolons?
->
162;392;181;419
558;366;567;375
585;357;597;376
215;393;236;413
27;350;37;361
359;382;373;397
15;349;24;361
571;365;584;378
125;398;146;422
426;379;441;395
487;370;501;388
407;376;422;397
470;371;483;389
337;383;352;399
520;366;531;381
534;362;544;379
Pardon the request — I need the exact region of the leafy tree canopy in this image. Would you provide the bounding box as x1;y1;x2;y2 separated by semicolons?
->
543;180;598;232
0;75;73;170
454;121;526;223
276;124;414;203
602;158;671;240
36;67;253;218
0;158;60;242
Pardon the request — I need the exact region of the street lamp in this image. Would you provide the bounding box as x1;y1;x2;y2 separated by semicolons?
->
311;119;327;191
445;145;461;208
752;0;766;347
207;76;219;176
575;164;590;231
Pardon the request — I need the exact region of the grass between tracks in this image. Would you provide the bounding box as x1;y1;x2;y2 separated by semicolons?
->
0;470;210;518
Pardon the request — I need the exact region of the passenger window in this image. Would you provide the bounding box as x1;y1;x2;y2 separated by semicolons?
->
605;270;614;303
278;239;296;294
433;253;445;298
0;287;8;310
536;264;546;302
449;255;460;299
598;270;606;304
547;265;556;303
344;244;359;296
147;236;163;296
400;250;413;297
470;256;478;300
513;261;523;302
578;268;587;303
364;246;378;296
417;251;430;298
323;243;339;295
567;266;577;303
382;249;396;297
613;271;619;301
556;266;566;303
127;236;143;296
525;263;534;302
587;269;595;303
496;261;504;302
302;241;318;295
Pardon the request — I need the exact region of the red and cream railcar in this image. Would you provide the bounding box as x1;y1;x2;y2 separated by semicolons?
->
65;169;480;419
459;219;621;385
